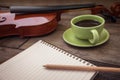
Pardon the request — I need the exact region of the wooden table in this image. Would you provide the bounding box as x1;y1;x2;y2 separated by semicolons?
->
0;0;120;80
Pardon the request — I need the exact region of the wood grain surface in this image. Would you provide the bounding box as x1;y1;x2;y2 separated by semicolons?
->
0;0;120;80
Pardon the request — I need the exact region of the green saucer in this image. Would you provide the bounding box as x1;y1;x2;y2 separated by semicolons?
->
63;28;110;47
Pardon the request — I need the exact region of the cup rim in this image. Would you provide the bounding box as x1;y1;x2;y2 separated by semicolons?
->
71;14;105;29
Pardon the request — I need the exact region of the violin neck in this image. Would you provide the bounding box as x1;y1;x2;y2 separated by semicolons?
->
10;3;95;14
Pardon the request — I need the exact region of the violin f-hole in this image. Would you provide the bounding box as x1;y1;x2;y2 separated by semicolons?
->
0;17;7;23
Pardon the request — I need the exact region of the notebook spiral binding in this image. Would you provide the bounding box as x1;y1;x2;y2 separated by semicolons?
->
40;40;94;66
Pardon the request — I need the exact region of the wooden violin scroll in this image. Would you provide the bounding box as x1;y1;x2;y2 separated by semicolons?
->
111;2;120;18
91;2;120;18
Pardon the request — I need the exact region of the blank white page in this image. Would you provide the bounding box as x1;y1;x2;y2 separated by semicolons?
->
0;40;96;80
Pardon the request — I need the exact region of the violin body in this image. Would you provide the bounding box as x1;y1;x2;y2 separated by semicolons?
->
0;12;60;38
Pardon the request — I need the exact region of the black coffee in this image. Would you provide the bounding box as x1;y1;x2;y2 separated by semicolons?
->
75;20;101;27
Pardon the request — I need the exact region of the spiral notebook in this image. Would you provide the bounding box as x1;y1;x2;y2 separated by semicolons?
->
0;40;97;80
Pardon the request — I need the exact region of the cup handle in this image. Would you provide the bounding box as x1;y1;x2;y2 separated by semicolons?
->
89;29;99;44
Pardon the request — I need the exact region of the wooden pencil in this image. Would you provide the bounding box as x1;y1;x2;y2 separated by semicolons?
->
43;64;120;72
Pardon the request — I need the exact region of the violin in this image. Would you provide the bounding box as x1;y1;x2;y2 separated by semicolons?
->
0;2;119;38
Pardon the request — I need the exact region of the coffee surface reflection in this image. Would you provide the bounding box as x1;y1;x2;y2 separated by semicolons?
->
75;20;101;27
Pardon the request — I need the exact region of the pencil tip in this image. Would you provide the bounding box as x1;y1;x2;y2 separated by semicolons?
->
43;65;46;67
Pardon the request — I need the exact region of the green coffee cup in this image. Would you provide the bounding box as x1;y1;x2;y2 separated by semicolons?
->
71;14;105;44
